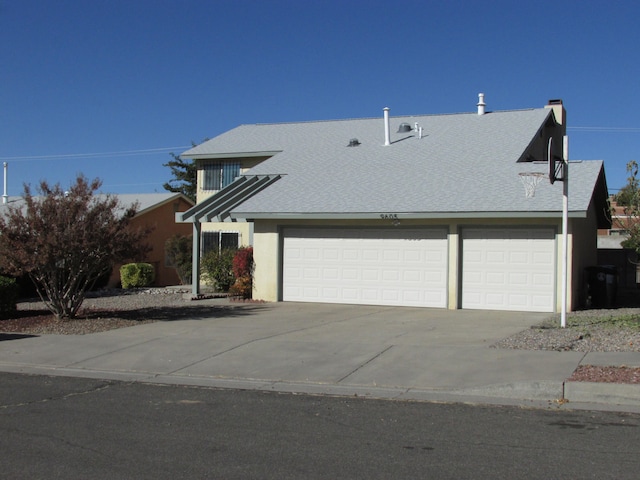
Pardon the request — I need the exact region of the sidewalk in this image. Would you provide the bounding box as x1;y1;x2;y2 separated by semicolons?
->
1;301;639;413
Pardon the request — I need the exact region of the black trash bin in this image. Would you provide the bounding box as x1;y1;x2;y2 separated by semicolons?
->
585;265;618;308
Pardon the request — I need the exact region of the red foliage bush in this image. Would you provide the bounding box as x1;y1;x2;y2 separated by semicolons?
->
230;248;253;299
232;247;253;278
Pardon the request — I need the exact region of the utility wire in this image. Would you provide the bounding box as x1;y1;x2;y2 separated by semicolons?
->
0;146;190;162
568;126;640;133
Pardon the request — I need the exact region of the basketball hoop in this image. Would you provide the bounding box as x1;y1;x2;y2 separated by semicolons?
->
519;172;546;198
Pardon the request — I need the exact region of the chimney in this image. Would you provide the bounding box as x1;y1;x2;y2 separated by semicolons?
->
2;162;7;205
545;99;566;130
383;107;390;146
477;93;486;115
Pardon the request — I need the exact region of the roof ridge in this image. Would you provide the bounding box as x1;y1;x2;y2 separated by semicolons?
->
240;107;544;127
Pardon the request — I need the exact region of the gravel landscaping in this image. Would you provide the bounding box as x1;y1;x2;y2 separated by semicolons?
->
0;288;229;335
492;308;640;353
492;307;640;384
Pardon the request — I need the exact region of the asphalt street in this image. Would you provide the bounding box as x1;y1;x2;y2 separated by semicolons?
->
1;372;639;479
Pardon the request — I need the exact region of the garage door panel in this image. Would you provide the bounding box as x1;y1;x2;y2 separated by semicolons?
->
462;228;555;312
283;228;447;308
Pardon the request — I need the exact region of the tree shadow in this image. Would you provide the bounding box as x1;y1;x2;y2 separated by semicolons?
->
0;333;39;342
81;302;273;323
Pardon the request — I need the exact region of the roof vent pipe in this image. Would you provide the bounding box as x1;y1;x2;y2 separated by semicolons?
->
383;107;390;146
2;162;8;204
477;93;486;115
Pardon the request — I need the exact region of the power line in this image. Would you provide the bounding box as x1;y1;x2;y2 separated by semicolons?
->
568;126;640;133
0;146;190;162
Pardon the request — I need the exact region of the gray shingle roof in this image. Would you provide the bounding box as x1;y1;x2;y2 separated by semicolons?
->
183;109;607;218
0;192;192;219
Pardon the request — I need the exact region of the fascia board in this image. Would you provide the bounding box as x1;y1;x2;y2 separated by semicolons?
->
228;210;588;221
180;151;281;160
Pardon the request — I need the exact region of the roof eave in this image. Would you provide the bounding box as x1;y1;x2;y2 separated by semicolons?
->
229;211;588;221
180;150;281;160
134;193;194;217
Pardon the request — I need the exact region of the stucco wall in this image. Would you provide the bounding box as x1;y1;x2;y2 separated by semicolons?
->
196;156;271;203
109;197;194;288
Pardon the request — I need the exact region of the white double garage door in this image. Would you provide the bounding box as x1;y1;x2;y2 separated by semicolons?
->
283;227;556;312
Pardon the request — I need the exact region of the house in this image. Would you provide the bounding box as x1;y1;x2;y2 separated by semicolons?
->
177;97;610;312
107;193;194;287
1;192;194;288
597;198;638;289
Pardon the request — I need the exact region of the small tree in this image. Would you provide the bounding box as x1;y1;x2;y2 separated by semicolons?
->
615;160;640;208
615;161;640;254
0;175;151;319
165;234;192;284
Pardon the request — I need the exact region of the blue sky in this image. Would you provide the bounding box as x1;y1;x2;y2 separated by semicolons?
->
1;0;639;196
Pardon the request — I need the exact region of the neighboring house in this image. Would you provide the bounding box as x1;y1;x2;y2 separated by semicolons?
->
597;199;629;247
178;97;609;313
107;193;194;287
597;199;638;288
1;192;194;288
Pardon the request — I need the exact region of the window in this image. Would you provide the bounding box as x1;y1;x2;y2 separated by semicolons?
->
609;229;629;237
203;162;240;191
202;231;239;255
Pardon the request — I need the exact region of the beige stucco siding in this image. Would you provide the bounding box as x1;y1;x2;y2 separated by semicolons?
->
252;221;280;301
196;156;271;204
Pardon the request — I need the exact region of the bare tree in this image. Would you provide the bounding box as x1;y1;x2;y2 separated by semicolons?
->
0;175;151;319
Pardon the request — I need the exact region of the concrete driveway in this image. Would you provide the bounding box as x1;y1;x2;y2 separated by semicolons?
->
0;301;594;407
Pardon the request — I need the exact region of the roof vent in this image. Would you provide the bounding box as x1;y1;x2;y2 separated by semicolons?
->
383;107;390;146
397;122;413;133
477;93;486;115
347;138;361;147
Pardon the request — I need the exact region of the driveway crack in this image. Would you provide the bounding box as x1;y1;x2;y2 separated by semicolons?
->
336;345;395;383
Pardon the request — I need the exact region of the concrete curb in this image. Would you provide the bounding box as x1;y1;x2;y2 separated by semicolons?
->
3;361;640;413
564;381;640;407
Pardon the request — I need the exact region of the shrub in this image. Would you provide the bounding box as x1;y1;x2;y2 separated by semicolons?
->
165;234;192;284
232;247;253;278
0;276;19;319
201;248;236;292
229;247;254;299
120;263;155;289
0;175;151;319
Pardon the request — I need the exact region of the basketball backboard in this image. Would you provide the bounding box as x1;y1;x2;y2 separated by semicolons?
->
548;136;566;184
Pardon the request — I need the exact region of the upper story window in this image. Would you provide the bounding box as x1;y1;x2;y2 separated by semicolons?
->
203;162;240;191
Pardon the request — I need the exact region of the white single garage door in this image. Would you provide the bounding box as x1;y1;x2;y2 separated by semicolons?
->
283;228;448;308
461;228;556;312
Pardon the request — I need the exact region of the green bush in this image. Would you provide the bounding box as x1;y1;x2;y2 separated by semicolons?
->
120;263;155;289
165;234;192;284
0;276;19;319
201;248;236;292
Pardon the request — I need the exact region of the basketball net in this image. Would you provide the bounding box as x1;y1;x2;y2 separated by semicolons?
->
519;172;546;198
